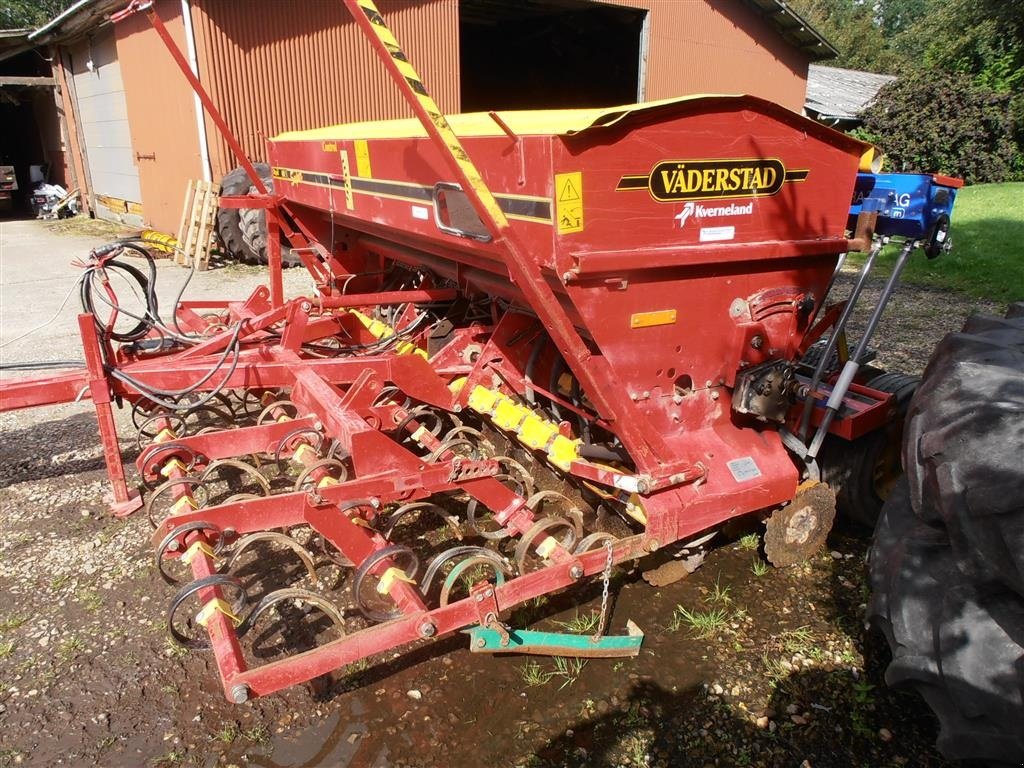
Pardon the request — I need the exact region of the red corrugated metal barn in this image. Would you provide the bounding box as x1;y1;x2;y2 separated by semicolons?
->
21;0;836;233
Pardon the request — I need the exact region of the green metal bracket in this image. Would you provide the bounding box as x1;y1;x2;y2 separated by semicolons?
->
466;620;644;658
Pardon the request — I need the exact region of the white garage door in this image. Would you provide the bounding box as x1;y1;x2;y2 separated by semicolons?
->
70;27;143;226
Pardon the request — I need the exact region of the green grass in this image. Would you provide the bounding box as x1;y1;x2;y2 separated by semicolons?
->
551;656;586;690
671;605;730;638
76;589;102;612
519;660;552;687
736;533;760;551
0;640;14;660
57;636;85;663
848;182;1023;302
242;724;270;744
215;723;239;744
0;616;27;634
707;575;732;606
553;611;600;634
751;557;770;577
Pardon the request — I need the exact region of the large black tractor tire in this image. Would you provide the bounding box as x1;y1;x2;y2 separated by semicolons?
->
902;304;1024;592
216;164;298;266
868;304;1024;767
819;370;919;528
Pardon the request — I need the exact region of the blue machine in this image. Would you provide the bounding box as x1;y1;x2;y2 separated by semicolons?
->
848;172;963;257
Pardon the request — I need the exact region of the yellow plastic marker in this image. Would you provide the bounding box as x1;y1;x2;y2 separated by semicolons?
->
159;457;188;478
195;597;241;628
376;566;416;595
170;495;199;516
291;443;315;465
466;384;581;471
348;309;428;359
181;539;216;566
153;428;177;444
535;536;559;559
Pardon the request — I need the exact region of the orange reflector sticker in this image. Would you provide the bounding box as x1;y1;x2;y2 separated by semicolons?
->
630;309;677;329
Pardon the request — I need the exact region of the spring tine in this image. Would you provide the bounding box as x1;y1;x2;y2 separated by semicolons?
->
487;455;535;496
200;457;272;497
439;555;510;607
221;531;319;586
574;531;618;555
426;436;482;463
256;398;298;426
154;520;226;585
293;458;348;492
420;545;513;596
273;426;326;471
145;476;209;529
351;545;419;622
136;412;188;448
236;587;346;638
526;490;585;530
166;573;247;649
514;516;582;575
382;501;462;541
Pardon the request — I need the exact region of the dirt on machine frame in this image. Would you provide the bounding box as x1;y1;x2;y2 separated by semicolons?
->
7;1;1016;765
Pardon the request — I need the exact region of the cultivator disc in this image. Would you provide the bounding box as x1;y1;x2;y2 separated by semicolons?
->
763;481;837;567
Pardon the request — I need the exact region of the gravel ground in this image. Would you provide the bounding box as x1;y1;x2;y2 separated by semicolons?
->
0;218;1007;767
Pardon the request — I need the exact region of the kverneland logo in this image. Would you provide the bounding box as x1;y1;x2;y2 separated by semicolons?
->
616;159;808;202
675;200;753;228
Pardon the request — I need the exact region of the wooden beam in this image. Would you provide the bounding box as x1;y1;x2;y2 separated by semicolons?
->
0;76;56;87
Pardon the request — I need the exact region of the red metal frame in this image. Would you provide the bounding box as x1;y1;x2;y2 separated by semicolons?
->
0;0;906;702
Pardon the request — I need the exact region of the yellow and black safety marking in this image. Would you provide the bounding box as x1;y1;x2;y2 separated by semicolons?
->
616;158;809;202
351;0;509;233
271;166;553;224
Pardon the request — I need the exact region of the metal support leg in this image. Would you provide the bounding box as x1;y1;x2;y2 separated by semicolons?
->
78;314;142;517
798;241;883;441
807;239;917;459
266;209;284;308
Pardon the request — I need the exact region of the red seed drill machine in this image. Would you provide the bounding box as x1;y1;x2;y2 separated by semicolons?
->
0;0;960;701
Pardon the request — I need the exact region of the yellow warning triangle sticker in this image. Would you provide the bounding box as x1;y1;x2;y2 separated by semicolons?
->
555;171;584;234
558;178;580;202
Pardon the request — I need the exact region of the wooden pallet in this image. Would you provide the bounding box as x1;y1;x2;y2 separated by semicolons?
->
175;179;219;269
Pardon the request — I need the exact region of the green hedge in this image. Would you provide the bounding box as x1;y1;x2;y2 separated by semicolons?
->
855;69;1022;184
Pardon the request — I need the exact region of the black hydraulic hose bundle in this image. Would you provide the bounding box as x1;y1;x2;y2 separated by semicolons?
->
76;240;245;413
80;255;157;342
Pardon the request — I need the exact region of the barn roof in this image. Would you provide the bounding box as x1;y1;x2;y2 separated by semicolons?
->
805;63;898;122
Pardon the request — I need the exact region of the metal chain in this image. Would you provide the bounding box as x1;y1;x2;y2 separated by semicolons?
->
592;539;614;641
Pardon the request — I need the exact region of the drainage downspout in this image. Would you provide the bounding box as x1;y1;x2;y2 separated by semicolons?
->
180;0;211;183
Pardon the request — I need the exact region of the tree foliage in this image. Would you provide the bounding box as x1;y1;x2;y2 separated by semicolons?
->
857;69;1021;183
791;0;1024;181
0;0;71;29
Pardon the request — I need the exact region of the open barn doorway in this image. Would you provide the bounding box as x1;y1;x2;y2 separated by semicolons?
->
0;50;64;216
459;0;648;111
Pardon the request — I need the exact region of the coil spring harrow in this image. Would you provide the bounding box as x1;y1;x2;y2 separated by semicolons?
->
104;286;646;702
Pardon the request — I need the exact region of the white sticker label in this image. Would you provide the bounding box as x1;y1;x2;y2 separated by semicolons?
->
700;225;735;242
727;456;762;482
411;205;429;220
